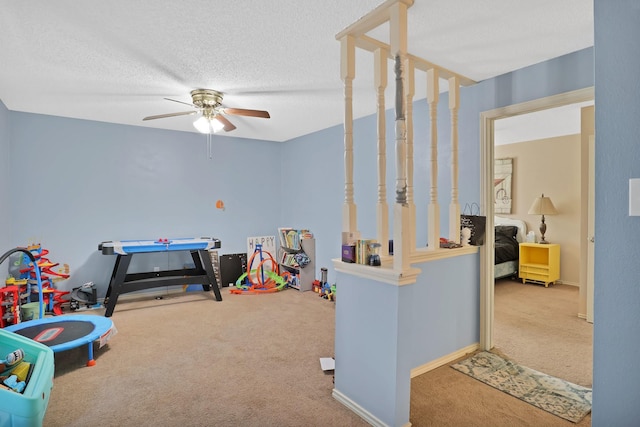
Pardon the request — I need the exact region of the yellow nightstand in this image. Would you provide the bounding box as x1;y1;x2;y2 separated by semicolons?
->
518;243;560;287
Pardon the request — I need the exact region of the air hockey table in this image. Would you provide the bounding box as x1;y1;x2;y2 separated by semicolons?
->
98;237;222;317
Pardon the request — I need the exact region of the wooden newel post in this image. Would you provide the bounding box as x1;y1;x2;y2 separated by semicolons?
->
375;47;390;256
427;68;440;250
449;76;461;242
340;35;357;234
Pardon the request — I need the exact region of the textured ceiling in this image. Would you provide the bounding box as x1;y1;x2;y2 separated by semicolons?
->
495;100;594;146
0;0;593;142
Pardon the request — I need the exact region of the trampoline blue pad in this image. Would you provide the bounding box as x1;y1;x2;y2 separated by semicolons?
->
5;315;114;353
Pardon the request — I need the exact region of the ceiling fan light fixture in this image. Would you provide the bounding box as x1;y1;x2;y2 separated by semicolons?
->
210;117;225;133
144;88;268;134
193;116;210;133
193;116;224;134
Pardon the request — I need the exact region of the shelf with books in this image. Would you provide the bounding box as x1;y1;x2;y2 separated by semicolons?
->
341;238;379;265
277;228;315;291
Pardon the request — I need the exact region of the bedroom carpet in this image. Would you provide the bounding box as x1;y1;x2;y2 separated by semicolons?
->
493;279;593;388
451;351;592;423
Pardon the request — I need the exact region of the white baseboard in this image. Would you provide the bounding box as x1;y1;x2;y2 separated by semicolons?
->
556;280;580;287
332;389;411;427
410;343;479;378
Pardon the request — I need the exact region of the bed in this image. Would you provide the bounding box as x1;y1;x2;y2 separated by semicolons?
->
494;215;527;280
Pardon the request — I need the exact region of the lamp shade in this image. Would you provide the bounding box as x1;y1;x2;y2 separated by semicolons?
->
193;116;225;134
527;194;558;215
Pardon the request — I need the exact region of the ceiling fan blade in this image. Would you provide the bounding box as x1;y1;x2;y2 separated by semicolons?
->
142;111;197;121
214;115;237;132
222;108;270;119
164;97;197;108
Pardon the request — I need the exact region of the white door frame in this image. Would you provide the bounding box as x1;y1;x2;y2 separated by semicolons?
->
587;134;595;323
479;86;595;350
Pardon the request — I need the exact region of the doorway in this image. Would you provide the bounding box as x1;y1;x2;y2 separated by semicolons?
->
479;87;594;381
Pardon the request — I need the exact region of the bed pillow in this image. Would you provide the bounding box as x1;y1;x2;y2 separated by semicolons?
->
495;225;518;240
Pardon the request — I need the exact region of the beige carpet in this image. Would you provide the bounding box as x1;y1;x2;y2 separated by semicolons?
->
44;290;367;427
39;280;591;426
493;279;593;388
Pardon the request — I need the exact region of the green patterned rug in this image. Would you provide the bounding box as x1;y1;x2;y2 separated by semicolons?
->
451;351;592;423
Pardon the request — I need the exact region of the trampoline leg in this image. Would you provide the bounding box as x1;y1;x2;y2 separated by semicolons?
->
86;342;96;367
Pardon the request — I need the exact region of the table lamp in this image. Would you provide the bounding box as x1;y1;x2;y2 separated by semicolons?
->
527;193;558;244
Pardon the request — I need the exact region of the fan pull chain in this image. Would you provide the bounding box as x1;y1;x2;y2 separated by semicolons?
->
207;133;213;159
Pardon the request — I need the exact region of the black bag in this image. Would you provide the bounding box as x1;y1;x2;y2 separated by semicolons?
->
460;203;486;246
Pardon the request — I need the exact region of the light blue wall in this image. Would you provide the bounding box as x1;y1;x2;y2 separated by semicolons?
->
334;271;414;427
593;1;640;424
279;125;344;283
334;254;478;426
7;112;281;295
0;100;9;250
409;255;479;365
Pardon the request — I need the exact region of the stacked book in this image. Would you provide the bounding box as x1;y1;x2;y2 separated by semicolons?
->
278;228;313;250
342;238;377;264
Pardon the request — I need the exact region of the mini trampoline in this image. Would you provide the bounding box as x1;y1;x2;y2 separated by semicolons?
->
4;315;115;366
1;247;116;367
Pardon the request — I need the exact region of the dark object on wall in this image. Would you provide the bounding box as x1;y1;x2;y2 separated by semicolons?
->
460;203;486;246
219;253;247;287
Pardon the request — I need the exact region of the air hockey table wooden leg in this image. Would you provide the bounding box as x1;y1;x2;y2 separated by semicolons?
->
196;249;222;301
104;254;132;317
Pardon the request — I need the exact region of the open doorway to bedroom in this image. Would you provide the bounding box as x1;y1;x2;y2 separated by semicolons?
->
479;87;594;388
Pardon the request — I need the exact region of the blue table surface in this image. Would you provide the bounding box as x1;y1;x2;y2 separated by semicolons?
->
99;237;220;255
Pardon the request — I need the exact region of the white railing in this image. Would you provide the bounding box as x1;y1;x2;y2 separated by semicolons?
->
335;0;476;280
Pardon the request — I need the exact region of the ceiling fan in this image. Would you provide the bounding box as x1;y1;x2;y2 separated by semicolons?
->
142;89;270;133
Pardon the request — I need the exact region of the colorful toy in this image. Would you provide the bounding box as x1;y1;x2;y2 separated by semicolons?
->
8;361;31;382
0;349;31;394
315;268;335;301
312;279;322;293
2;247;48;324
0;349;24;372
43;288;71;315
320;282;331;298
0;286;22;328
230;270;287;294
17;243;70;281
3;374;26;393
320;283;337;301
4;243;71;319
230;244;287;294
246;244;278;287
1;349;25;366
4;277;28;286
280;270;299;289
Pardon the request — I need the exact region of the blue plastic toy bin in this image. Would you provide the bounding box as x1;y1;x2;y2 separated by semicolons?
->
0;328;54;427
